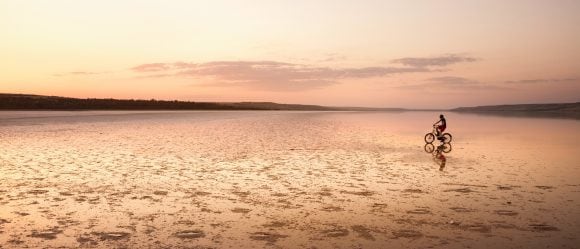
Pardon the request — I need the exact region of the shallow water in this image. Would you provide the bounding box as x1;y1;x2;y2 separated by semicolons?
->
0;111;579;248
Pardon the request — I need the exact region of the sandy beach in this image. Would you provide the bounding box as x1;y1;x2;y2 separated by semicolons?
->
0;111;579;248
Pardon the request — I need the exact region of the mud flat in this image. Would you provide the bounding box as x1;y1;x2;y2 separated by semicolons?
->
1;111;579;248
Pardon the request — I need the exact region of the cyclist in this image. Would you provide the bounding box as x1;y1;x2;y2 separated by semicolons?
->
433;114;447;140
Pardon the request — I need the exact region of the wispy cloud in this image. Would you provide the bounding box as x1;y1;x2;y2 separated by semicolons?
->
504;78;578;84
53;71;102;77
130;63;172;72
131;53;479;91
391;54;478;68
398;76;506;91
428;76;480;86
319;53;347;62
70;71;99;75
132;60;429;91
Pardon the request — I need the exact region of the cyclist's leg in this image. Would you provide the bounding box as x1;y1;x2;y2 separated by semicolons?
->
439;125;446;135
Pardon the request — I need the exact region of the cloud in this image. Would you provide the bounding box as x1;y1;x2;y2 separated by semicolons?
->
398;76;506;91
391;54;478;68
131;63;172;72
427;76;480;85
131;54;479;91
319;53;347;62
53;71;102;77
70;71;99;75
504;78;578;84
131;60;429;91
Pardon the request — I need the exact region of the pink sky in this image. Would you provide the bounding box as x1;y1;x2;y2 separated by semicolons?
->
1;0;579;108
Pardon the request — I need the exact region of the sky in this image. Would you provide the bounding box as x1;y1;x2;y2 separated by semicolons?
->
1;0;579;109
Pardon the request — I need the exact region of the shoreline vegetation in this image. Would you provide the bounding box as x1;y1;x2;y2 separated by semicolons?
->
1;93;579;119
0;93;403;112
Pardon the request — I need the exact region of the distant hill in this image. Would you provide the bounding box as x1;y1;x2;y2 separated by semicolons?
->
2;93;578;118
0;93;403;111
452;102;580;119
0;93;331;111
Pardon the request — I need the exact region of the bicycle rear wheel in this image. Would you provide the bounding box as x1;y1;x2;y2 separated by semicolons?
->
424;133;435;143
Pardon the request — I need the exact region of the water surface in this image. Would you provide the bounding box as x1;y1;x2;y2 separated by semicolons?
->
0;111;579;248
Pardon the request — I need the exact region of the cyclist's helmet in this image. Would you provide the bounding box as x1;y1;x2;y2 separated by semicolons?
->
440;114;444;118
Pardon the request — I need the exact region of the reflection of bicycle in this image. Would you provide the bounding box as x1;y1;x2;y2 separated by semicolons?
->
424;125;452;144
424;143;452;154
424;143;450;170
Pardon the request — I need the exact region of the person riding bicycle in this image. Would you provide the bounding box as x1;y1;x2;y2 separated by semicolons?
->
433;114;447;140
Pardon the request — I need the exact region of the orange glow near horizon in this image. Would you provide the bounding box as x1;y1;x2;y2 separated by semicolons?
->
1;0;579;108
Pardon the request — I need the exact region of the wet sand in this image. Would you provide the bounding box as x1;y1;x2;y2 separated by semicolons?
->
0;111;579;248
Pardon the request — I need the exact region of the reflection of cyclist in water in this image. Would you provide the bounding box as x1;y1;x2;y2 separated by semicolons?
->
424;143;451;170
433;114;447;141
434;145;447;171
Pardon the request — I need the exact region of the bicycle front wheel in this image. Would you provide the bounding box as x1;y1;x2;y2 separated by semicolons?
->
424;143;435;153
425;133;435;143
442;133;452;143
442;143;452;153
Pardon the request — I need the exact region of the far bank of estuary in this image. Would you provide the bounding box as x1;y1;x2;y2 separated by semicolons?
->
2;93;579;120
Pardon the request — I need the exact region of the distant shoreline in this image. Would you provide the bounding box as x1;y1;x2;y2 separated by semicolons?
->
1;93;578;119
0;93;406;112
450;102;580;119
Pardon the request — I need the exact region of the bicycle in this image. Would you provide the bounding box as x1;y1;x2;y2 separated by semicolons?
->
424;125;452;144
